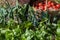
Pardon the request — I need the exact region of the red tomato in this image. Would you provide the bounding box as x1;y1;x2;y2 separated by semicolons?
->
43;4;46;10
39;6;44;10
55;7;58;10
52;5;56;9
56;4;60;8
38;3;42;6
52;5;58;10
34;0;60;11
48;1;51;4
50;2;54;6
47;4;51;8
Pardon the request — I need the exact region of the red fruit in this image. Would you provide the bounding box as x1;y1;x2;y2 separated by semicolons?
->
39;6;44;10
56;4;60;8
42;6;45;10
52;5;56;9
48;2;52;8
52;5;58;10
38;3;42;6
55;7;58;10
48;1;51;4
47;4;51;8
43;4;46;11
50;2;54;6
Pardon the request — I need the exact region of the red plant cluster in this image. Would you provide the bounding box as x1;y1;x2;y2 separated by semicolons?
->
34;1;60;11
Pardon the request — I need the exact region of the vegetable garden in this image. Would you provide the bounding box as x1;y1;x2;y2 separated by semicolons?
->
0;0;60;40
